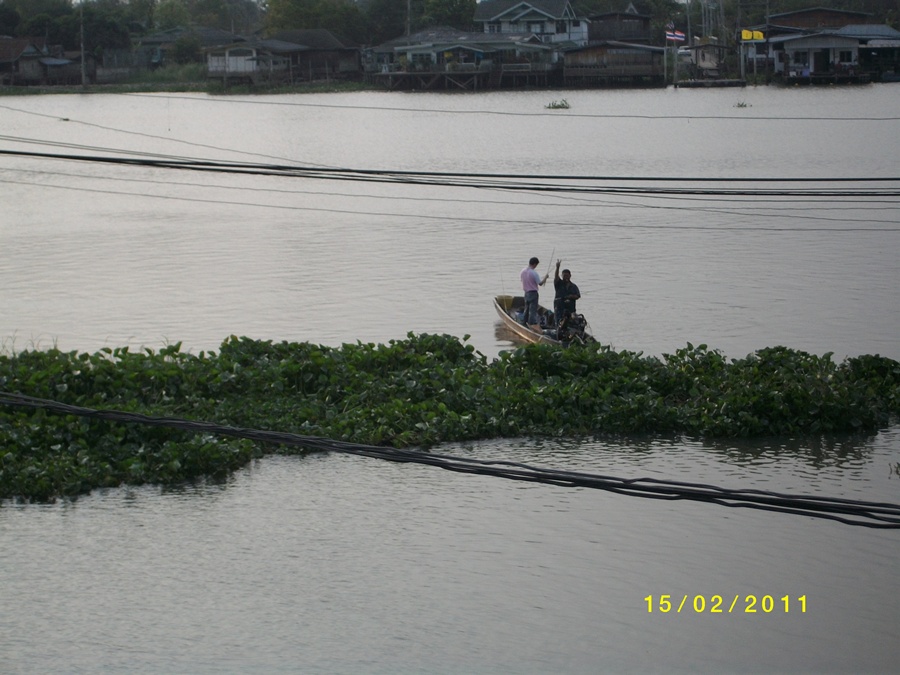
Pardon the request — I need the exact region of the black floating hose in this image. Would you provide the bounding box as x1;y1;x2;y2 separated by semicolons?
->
2;391;899;529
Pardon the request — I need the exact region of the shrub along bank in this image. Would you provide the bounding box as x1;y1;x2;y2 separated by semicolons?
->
1;334;898;501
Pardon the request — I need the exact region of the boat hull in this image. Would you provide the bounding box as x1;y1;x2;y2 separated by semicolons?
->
493;294;562;345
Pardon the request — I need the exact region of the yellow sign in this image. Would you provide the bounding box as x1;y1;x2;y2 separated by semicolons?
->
742;29;765;41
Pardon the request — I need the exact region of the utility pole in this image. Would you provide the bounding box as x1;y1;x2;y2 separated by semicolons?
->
686;0;692;47
80;0;87;87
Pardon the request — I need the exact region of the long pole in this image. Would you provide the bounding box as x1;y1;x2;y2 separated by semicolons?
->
686;0;692;48
80;1;86;87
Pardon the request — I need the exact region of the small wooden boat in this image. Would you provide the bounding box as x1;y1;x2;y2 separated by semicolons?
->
493;294;594;346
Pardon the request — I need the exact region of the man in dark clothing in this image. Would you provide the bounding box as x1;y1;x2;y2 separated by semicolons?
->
553;259;581;326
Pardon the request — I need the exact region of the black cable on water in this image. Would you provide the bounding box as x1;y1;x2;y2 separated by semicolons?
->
2;392;899;529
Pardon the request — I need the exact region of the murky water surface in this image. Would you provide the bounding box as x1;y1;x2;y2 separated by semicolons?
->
1;86;899;673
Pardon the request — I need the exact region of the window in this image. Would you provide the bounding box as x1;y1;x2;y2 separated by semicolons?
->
556;21;567;34
838;50;852;63
488;22;500;33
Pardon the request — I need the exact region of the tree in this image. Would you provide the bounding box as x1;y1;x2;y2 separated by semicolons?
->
128;0;158;30
171;33;201;61
265;0;366;43
9;0;70;22
361;0;406;44
156;0;190;29
18;12;59;40
84;6;132;50
0;1;22;35
421;0;475;30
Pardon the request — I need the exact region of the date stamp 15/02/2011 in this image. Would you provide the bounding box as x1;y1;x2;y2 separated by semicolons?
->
645;594;807;614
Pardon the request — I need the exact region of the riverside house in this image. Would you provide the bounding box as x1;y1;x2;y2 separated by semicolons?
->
205;29;359;86
206;39;308;86
562;42;664;86
366;27;559;90
742;6;900;82
268;29;361;82
473;0;590;46
0;37;46;85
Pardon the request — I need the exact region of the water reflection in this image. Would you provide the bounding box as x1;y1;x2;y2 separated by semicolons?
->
451;430;893;498
701;433;875;470
2;87;900;674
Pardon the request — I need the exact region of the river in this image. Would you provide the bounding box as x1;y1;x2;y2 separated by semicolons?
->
1;85;899;673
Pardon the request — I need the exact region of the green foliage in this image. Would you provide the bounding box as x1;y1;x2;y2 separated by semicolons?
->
422;0;476;30
1;335;898;502
0;3;21;36
11;3;130;52
171;34;202;63
361;0;408;44
266;0;366;43
131;61;207;82
156;0;192;30
8;0;70;22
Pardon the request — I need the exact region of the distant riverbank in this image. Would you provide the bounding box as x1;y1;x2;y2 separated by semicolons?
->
0;62;379;97
0;79;377;97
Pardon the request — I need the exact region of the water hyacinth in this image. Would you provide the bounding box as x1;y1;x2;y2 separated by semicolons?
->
1;334;898;502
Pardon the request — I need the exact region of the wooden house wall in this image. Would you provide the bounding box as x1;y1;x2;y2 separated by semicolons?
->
296;51;359;79
16;57;43;83
564;46;662;78
207;48;258;75
772;9;870;30
781;36;859;75
589;16;651;43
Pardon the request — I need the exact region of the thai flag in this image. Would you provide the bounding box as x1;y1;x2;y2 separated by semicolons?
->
666;26;686;41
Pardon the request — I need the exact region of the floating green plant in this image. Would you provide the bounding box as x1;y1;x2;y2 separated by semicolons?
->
1;335;898;501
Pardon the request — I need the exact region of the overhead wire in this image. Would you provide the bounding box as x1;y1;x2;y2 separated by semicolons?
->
7;166;898;217
1;105;898;230
2;147;899;198
0;102;340;168
1;175;897;231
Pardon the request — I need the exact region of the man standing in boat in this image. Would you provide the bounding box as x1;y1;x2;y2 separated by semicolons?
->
553;259;581;327
520;257;548;330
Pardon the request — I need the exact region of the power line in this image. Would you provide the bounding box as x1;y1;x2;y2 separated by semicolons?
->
0;103;338;169
3;176;897;231
9;166;898;214
2;148;899;198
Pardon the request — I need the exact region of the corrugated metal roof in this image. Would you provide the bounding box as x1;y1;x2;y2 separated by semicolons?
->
768;33;859;46
566;40;664;54
768;7;869;20
139;26;240;48
268;29;357;50
833;24;900;40
249;39;309;53
474;0;580;22
0;38;45;62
